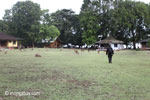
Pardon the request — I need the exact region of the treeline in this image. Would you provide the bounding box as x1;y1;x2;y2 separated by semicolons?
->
0;0;150;49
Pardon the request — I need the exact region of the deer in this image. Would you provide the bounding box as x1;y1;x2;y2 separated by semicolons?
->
81;49;84;52
4;51;8;54
74;50;79;55
97;49;100;54
35;53;42;57
115;49;120;51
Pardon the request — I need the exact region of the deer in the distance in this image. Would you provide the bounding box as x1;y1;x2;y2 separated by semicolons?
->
74;50;79;55
35;53;42;57
81;49;84;52
97;48;101;54
4;51;8;54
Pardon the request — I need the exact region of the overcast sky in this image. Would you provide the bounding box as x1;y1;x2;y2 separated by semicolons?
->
0;0;149;20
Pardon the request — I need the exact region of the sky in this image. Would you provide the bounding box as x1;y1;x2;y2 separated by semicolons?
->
0;0;83;19
0;0;149;20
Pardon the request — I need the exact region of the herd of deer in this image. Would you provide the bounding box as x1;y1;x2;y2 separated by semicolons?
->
74;49;102;55
0;48;126;58
35;49;101;57
1;48;102;57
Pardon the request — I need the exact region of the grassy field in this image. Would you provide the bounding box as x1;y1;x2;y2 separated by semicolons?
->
0;48;150;100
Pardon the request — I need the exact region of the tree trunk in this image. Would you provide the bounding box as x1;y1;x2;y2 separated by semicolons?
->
32;41;34;49
132;30;136;50
133;41;136;50
125;43;128;49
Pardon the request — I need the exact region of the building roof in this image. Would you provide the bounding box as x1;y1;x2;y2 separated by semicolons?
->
42;36;64;43
50;36;64;43
0;32;22;40
49;36;59;42
96;35;123;44
140;38;150;42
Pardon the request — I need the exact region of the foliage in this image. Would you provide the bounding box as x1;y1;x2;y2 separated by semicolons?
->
71;15;83;45
80;11;100;45
41;9;52;25
80;0;101;45
1;0;150;48
40;25;60;41
3;1;42;46
0;20;7;32
51;9;79;44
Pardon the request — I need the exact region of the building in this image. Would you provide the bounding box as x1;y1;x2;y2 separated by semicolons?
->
49;37;63;48
95;35;124;50
0;32;22;48
126;42;142;49
140;38;150;50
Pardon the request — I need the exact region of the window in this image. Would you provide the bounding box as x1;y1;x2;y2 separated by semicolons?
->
13;41;16;45
114;44;118;47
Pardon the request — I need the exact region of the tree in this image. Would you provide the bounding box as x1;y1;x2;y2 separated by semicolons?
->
122;1;148;49
3;1;42;47
80;0;101;45
40;25;60;42
0;20;7;32
2;0;150;49
3;10;14;34
111;0;149;49
113;1;132;47
41;9;52;25
71;15;82;46
80;0;121;45
144;3;150;39
51;9;77;44
80;11;100;45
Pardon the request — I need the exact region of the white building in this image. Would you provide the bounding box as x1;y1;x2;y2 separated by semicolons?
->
95;35;124;50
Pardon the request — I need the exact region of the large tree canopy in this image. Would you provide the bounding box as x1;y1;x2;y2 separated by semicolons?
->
40;25;60;41
113;0;149;49
1;0;150;49
51;9;81;44
3;1;42;46
80;0;150;49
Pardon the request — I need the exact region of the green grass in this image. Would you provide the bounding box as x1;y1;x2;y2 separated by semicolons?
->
0;48;150;100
